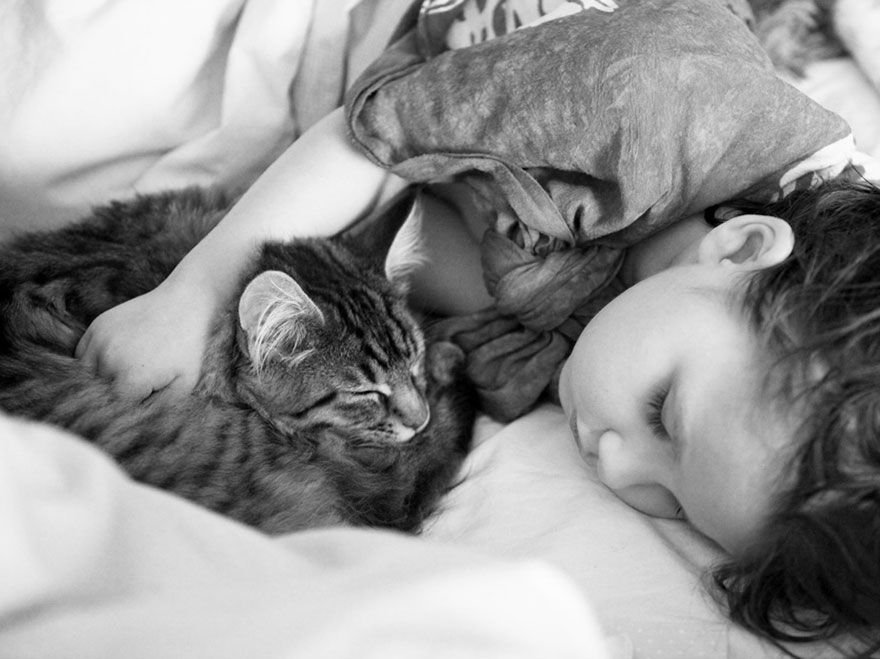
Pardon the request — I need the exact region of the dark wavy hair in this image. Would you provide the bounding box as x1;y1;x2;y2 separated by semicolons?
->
712;178;880;658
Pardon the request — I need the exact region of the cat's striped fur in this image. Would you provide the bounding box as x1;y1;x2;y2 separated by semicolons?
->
0;187;475;533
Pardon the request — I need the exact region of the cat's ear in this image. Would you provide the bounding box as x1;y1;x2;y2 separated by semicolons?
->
344;187;424;286
383;195;425;285
238;270;324;370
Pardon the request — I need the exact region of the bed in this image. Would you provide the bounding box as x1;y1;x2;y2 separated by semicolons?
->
2;1;880;658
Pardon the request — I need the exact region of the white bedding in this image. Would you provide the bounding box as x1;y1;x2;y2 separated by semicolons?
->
0;413;614;659
2;1;880;658
0;0;409;240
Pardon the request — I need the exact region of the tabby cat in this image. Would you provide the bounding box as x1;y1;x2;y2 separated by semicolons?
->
0;187;476;533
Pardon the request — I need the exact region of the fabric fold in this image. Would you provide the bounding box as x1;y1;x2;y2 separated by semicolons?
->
348;0;854;419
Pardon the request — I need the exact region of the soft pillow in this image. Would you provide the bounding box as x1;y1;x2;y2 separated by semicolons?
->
345;0;856;420
425;404;843;659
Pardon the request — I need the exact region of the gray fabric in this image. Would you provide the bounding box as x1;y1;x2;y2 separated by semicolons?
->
346;0;851;420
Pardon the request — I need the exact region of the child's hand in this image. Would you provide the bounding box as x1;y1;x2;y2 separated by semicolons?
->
71;108;403;402
75;284;213;401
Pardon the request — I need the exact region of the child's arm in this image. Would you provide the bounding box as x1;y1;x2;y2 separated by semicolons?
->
76;107;407;400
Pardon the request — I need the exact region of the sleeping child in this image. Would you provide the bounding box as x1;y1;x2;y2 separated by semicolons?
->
557;178;880;656
19;0;880;656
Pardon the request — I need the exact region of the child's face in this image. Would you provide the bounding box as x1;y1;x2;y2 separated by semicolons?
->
558;219;798;553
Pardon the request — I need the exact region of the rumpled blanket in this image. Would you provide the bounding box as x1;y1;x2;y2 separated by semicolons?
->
345;0;855;420
0;411;615;659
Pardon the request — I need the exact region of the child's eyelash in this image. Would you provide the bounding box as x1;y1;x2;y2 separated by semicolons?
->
647;386;670;439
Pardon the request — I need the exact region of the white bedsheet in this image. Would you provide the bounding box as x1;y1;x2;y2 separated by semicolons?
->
0;412;617;659
0;0;411;240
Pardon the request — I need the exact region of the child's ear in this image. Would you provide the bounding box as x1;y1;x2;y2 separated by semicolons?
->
697;214;794;269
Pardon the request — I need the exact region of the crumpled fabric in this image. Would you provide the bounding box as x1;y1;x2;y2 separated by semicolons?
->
346;0;853;420
0;411;614;659
430;228;624;420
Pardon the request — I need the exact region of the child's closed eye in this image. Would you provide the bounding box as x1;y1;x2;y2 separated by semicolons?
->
647;385;670;439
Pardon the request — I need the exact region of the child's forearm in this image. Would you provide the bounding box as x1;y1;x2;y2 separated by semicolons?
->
162;106;406;303
76;107;404;400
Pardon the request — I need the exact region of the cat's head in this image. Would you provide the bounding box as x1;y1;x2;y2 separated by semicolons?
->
232;192;432;446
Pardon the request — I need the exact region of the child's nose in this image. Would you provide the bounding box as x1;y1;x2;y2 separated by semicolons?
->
596;429;664;490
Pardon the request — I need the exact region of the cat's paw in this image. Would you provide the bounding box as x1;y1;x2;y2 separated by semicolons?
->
425;340;466;385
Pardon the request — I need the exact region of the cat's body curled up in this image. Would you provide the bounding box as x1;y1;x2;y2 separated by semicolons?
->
0;187;476;533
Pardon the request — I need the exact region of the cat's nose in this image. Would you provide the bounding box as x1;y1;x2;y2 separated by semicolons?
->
390;385;430;439
397;400;430;434
413;409;431;434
